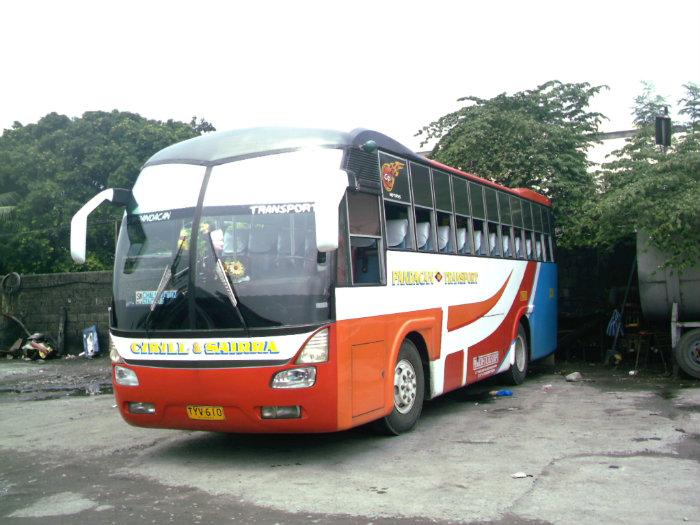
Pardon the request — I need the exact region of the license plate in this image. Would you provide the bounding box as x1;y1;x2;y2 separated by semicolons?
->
186;405;225;421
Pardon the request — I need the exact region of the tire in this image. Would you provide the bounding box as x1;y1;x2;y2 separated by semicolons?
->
675;329;700;379
505;324;529;385
373;339;425;435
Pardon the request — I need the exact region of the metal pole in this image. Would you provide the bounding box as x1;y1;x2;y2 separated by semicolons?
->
607;255;637;364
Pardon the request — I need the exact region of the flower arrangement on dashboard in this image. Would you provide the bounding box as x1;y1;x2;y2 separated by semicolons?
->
224;260;247;280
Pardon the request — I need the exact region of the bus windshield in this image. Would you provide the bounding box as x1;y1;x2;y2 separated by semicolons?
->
111;150;342;333
113;205;331;331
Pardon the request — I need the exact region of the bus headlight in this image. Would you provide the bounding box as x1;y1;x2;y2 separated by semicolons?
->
115;365;139;386
271;367;316;389
296;328;329;364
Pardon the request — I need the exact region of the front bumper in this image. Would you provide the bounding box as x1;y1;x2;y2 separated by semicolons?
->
112;360;339;433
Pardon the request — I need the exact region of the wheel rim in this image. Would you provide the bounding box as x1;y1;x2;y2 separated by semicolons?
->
515;334;526;372
690;339;700;367
393;359;417;414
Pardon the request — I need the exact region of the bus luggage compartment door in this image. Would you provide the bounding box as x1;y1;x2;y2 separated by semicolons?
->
351;341;386;417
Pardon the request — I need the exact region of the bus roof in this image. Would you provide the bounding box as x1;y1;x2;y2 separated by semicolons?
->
144;127;550;207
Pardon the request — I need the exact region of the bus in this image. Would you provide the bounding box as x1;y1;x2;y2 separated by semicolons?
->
71;127;557;435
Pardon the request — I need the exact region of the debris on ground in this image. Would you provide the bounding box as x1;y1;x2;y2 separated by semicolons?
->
511;472;533;479
542;384;553;392
79;325;100;358
16;333;60;361
2;314;62;361
565;371;583;382
490;389;513;397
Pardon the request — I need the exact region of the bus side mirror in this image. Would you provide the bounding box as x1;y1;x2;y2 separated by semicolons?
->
314;169;348;253
71;188;131;264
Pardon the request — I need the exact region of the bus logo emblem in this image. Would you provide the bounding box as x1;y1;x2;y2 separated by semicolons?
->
381;161;405;192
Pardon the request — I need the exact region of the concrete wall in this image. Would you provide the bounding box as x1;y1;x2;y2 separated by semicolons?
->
1;271;112;354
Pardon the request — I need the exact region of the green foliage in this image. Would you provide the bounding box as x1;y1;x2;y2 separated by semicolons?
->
0;111;214;274
417;81;606;248
0;191;18;221
632;81;669;126
587;82;700;269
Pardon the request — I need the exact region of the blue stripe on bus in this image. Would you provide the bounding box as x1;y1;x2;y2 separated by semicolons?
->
529;263;557;360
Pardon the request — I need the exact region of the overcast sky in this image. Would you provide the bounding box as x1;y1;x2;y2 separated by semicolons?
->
1;0;698;151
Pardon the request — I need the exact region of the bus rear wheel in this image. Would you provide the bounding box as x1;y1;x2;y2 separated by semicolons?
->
505;324;529;385
373;339;425;435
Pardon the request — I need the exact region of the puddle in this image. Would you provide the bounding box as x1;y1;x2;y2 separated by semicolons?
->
453;390;497;404
656;389;678;400
0;382;113;401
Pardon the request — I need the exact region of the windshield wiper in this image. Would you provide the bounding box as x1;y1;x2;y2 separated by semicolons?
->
207;232;249;333
143;236;188;329
150;265;172;312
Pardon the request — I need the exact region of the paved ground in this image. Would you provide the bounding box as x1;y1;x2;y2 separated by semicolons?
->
0;357;698;524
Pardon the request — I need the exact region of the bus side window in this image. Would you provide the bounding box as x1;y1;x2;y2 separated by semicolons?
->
473;219;485;256
535;234;543;261
347;192;383;285
487;222;500;257
501;225;512;258
546;233;555;262
384;201;414;250
350;237;381;284
526;231;535;260
436;211;453;253
415;207;435;252
513;228;525;259
455;215;472;254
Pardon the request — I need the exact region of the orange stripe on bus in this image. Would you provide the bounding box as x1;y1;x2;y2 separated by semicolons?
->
447;271;512;332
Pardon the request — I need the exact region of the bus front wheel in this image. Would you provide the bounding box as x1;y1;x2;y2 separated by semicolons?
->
374;339;425;436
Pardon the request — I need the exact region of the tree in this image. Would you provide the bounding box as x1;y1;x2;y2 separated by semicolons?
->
0;111;214;274
587;82;700;269
189;116;216;134
417;81;606;248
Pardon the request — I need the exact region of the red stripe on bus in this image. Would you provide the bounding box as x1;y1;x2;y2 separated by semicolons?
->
446;271;513;332
465;262;537;384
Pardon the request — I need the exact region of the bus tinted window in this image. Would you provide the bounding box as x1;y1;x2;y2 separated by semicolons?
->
411;163;432;208
510;196;523;227
534;205;544;232
379;153;409;202
470;183;485;219
348;192;380;236
498;192;512;225
522;200;533;230
433;170;452;212
453;177;469;216
484;188;499;222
